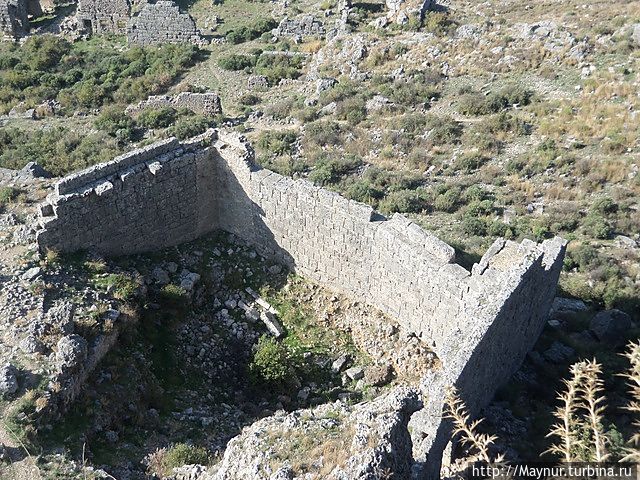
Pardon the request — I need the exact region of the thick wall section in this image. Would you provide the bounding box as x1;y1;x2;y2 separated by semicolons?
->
37;134;219;256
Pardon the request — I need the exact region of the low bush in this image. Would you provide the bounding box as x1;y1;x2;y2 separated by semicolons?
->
248;335;299;389
225;18;277;44
218;54;255;71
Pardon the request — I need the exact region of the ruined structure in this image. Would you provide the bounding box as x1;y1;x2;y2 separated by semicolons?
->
272;15;325;39
125;92;222;117
35;130;566;477
0;0;28;39
127;0;205;46
76;0;130;35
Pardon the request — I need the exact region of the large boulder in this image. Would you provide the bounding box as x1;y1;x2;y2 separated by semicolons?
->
589;310;632;346
55;334;88;370
208;386;421;479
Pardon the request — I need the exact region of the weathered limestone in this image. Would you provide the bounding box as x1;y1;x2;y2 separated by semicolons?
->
125;92;222;117
386;0;432;24
36;131;566;477
76;0;130;35
127;0;205;46
0;0;28;39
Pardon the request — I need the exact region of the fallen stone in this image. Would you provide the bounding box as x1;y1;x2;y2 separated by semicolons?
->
260;311;285;338
152;267;171;285
22;267;41;282
345;366;364;381
551;297;588;314
332;354;350;373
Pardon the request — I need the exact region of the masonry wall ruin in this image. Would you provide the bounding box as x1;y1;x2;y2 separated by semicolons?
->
36;130;566;478
0;0;28;39
127;0;205;46
125;92;222;117
76;0;130;35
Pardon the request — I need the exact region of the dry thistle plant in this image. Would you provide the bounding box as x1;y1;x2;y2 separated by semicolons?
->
444;387;504;464
622;341;640;462
579;360;609;462
546;361;587;461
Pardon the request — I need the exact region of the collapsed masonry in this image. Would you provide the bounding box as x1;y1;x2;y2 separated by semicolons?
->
36;130;566;478
127;0;205;46
272;15;326;40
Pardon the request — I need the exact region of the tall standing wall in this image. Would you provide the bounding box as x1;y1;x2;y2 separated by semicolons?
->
36;130;566;478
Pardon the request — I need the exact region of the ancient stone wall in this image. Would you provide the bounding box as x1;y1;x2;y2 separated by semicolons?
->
127;0;205;46
36;131;566;477
125;92;222;117
76;0;130;35
0;0;28;39
273;15;325;39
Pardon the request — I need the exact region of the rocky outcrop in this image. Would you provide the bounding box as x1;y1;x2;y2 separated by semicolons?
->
386;0;431;25
207;386;421;479
127;0;205;46
125;92;222;117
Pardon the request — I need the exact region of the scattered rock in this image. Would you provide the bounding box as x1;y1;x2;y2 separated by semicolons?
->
332;354;350;373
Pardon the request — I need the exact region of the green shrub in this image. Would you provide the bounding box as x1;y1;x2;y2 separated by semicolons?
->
455;152;488;173
257;130;298;156
0;186;20;207
462;216;488;236
345;180;384;203
167;115;213;140
239;93;261;106
160;284;188;307
426;115;463;144
248;336;298;388
255;53;304;85
479;112;528;136
137;107;177;129
161;444;209;474
582;213;612;239
96;273;140;301
434;187;461;212
304;121;342;147
217;54;255;71
591;197;618;215
378;189;430;214
95;106;137;141
0;126;120;175
225;18;277;44
0;40;200;114
423;12;454;35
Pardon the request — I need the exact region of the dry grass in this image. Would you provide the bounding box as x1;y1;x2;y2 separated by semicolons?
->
622;341;640;462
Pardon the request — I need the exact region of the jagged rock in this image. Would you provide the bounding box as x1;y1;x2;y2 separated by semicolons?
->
55;334;88;369
22;266;41;281
209;386;421;479
180;270;201;291
0;364;18;396
589;309;632;346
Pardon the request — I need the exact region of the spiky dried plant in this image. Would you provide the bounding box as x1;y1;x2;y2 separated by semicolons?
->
622;341;640;462
444;387;504;464
545;361;587;461
579;360;609;462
